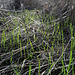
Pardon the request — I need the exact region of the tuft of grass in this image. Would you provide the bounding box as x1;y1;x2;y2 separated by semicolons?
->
48;52;52;65
39;59;40;75
29;38;34;52
67;23;73;75
1;30;6;48
20;40;22;57
29;63;32;75
17;27;21;48
12;66;20;75
10;50;13;63
61;30;66;74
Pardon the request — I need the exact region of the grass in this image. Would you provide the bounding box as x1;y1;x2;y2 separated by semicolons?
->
66;23;74;75
0;9;75;75
1;30;6;48
29;63;32;75
39;59;40;75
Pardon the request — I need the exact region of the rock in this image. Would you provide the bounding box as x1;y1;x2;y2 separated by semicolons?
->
13;0;21;10
0;21;2;25
0;0;14;9
20;0;40;10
